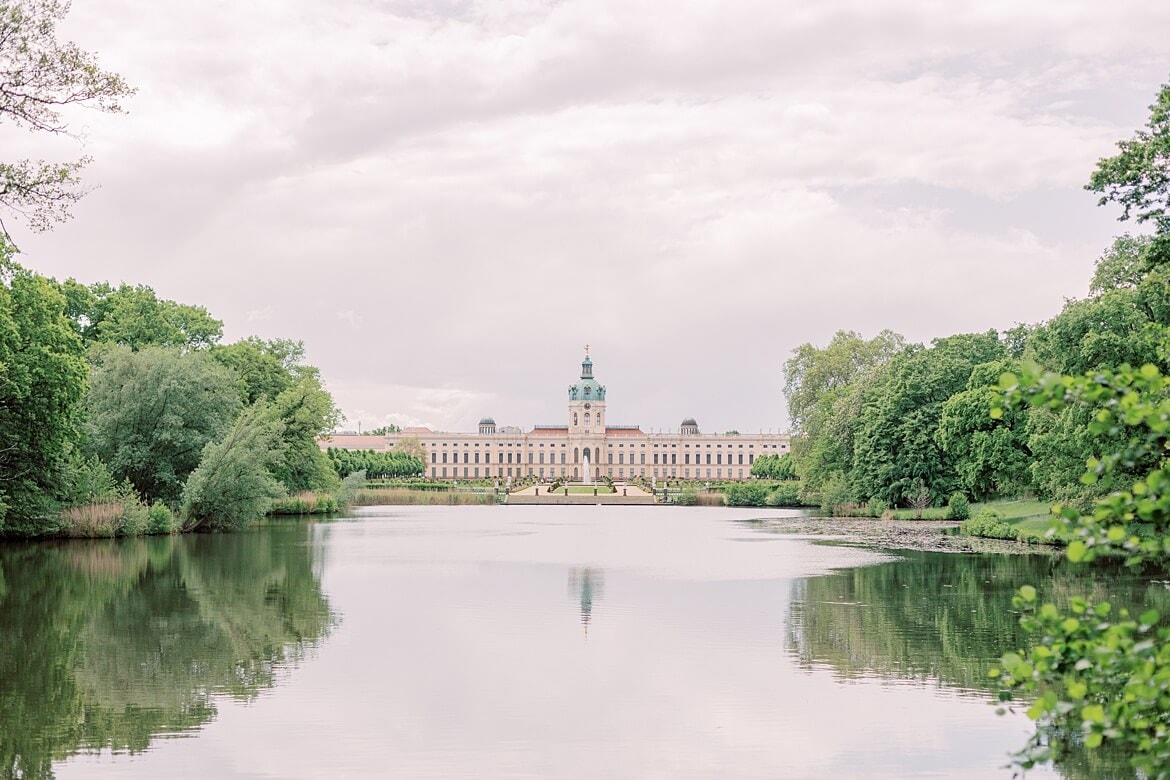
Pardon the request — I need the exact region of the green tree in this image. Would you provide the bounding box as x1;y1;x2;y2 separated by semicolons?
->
851;332;1004;506
181;404;286;531
0;240;86;534
0;0;134;236
1029;288;1161;376
1087;80;1170;259
270;373;341;493
210;337;303;405
990;81;1170;775
1089;234;1155;295
84;345;241;505
70;283;223;350
935;359;1032;500
783;330;905;491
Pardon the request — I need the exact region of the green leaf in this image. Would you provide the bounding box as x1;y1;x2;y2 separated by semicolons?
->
1019;585;1038;602
1067;680;1087;700
1107;526;1127;542
1081;704;1105;724
1067;540;1088;563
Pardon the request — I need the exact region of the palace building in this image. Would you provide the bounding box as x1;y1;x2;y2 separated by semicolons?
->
320;352;790;482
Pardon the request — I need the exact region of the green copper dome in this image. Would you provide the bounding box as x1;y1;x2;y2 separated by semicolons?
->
568;353;606;401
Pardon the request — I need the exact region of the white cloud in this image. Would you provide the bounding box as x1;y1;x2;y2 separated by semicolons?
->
8;0;1168;430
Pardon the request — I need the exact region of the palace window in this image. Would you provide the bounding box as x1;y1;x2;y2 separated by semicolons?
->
574;413;578;425
608;453;613;464
671;454;676;465
584;413;591;427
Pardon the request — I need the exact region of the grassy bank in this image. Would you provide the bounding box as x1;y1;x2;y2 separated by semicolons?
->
961;499;1058;543
351;488;497;506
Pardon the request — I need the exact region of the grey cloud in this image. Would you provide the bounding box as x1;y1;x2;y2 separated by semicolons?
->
10;0;1169;433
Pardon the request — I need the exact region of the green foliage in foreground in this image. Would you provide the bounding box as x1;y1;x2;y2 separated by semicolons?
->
991;358;1170;775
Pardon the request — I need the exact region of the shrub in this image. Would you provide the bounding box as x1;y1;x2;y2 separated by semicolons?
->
766;482;802;507
946;492;970;520
336;470;366;508
696;492;726;506
960;509;1019;541
146;503;176;534
867;496;889;517
725;482;768;506
819;474;853;515
675;490;699;506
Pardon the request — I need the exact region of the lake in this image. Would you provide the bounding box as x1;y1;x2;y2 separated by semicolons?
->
2;505;1157;778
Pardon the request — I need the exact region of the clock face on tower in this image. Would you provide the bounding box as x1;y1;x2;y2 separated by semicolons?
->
584;403;591;410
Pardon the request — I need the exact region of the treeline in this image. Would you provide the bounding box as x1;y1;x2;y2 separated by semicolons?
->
326;448;424;479
749;453;797;480
784;224;1168;514
0;246;345;536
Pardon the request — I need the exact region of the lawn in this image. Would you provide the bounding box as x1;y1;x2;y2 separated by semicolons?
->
542;485;616;495
970;498;1058;541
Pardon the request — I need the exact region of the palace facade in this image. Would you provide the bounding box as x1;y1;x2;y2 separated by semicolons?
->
320;352;790;482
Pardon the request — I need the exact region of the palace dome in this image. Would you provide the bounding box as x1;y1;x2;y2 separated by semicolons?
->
568;352;606;401
478;417;496;426
681;417;698;427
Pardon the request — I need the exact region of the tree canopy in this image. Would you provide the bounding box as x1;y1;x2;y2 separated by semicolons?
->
0;238;86;533
0;0;134;236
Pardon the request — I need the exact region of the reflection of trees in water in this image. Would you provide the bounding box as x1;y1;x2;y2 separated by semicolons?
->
787;551;1169;779
567;568;604;635
0;524;334;779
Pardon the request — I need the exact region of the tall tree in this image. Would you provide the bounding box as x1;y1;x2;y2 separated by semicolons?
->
935;359;1031;500
269;373;341;493
783;330;905;492
0;0;134;236
851;331;1004;506
182;404;285;531
84;345;241;505
68;283;223;350
0;239;86;534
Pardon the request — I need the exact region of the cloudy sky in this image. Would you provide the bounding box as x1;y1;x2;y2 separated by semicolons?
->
8;0;1170;433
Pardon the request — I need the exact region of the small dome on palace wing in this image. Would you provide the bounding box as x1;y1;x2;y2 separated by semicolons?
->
681;417;698;427
479;417;496;426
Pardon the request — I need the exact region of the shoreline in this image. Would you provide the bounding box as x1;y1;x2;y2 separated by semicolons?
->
753;516;1058;555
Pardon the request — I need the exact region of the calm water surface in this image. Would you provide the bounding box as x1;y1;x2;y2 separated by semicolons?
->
3;506;1158;778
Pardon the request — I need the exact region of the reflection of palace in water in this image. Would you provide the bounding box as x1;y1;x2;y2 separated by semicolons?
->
568;568;604;636
322;350;790;482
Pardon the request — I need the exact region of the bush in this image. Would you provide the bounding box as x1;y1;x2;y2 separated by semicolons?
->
819;474;853;515
336;470;366;508
146;503;176;534
960;509;1019;540
867;496;889;517
725;482;768;506
766;482;803;507
675;490;699;506
946;492;970;520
